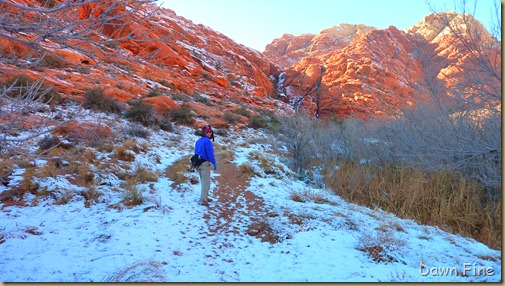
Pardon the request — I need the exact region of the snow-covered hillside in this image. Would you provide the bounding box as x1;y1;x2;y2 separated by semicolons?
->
0;107;501;282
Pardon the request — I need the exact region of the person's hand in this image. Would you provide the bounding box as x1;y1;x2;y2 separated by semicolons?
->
212;162;217;171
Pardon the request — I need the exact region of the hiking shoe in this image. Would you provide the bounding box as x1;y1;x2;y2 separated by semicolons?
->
207;198;212;202
199;201;209;206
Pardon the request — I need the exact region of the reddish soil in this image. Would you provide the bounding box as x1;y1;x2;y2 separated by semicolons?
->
203;157;267;236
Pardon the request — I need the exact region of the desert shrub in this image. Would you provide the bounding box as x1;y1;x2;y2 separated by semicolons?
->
171;92;191;102
123;123;150;138
223;112;240;124
290;188;329;204
38;159;62;178
42;54;67;69
249;115;268;129
216;149;235;163
111;139;149;162
234;105;251;117
193;93;211;105
158;79;174;89
145;87;162;97
0;156;15;186
246;219;286;243
113;145;136;162
159;117;174;132
19;167;39;193
123;139;148;154
103;261;167;282
165;103;194;125
76;163;95;187
213;129;228;137
94;139;115;153
125;100;158;127
200;72;211;80
83;87;124;114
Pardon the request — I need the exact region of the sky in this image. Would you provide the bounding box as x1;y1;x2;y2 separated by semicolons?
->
161;0;499;51
0;105;501;282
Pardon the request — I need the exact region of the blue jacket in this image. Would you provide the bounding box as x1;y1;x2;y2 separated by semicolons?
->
194;136;216;165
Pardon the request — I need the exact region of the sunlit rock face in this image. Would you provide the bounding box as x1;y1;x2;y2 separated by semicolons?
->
265;13;500;119
1;1;499;123
0;1;283;128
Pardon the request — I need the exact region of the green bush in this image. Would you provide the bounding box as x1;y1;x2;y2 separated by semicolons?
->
145;87;162;98
125;100;158;127
223;112;240;124
83;88;124;114
234;105;251;117
123;123;150;139
249;115;268;129
193;93;212;105
159;118;174;132
166;103;194;125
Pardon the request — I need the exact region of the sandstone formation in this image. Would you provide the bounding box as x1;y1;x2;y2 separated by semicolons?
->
0;1;500;125
264;14;500;119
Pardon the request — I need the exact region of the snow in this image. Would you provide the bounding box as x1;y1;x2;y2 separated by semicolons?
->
0;114;501;283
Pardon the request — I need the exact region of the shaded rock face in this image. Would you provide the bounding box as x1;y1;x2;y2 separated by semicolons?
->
0;1;499;123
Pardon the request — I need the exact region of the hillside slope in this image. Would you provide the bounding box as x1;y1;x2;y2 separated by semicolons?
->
1;1;500;123
0;105;501;282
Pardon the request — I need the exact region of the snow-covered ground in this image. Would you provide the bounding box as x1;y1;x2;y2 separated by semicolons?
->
0;109;501;282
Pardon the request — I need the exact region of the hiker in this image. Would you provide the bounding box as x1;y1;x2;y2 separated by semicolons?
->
194;125;217;206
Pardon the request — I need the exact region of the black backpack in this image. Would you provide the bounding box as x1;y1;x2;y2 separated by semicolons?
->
190;154;205;167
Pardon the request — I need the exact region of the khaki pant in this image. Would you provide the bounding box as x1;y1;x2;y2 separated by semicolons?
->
197;161;212;203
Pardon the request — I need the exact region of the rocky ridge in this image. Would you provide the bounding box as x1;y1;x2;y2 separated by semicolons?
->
0;1;500;126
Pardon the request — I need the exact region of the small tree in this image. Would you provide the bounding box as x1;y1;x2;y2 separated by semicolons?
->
0;77;77;155
277;110;317;175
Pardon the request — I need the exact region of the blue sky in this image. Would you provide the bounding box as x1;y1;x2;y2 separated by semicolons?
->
162;0;499;51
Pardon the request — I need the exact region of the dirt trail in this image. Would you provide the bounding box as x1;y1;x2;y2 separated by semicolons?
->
203;157;267;236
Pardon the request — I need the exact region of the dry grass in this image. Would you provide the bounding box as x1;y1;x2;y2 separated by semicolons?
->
247;151;285;177
112;139;148;162
81;184;102;208
132;163;159;183
113;145;136;162
324;161;502;250
20;167;40;193
246;220;285;243
103;260;167;282
356;220;407;263
165;157;192;185
216;148;235;163
121;179;145;206
290;188;329;204
238;163;255;179
76;163;95;186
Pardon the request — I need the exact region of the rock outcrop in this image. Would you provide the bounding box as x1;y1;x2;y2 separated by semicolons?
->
264;12;500;119
0;1;500;123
